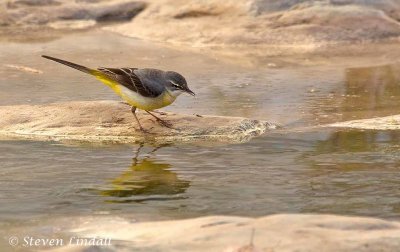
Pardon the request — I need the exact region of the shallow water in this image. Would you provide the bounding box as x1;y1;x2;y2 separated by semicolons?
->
1;30;400;233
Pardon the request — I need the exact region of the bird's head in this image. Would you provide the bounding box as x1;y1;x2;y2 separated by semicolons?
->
165;71;195;97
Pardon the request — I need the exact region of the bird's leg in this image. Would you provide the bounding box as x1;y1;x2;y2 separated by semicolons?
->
132;143;144;165
145;110;173;128
120;101;130;106
147;143;170;155
131;106;147;132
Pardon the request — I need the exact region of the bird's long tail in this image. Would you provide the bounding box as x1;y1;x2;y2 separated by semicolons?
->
42;55;120;91
42;55;98;75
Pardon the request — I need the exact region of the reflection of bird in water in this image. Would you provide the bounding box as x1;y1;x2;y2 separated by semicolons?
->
100;145;190;200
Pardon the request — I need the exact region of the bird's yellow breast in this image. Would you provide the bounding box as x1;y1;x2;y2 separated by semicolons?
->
95;75;176;111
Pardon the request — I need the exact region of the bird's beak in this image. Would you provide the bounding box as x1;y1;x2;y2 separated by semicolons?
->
185;88;195;96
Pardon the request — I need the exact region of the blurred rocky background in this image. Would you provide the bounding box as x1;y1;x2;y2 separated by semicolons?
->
110;0;400;51
2;0;400;55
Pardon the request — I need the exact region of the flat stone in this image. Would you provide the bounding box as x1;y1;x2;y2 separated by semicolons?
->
46;214;400;252
0;101;277;144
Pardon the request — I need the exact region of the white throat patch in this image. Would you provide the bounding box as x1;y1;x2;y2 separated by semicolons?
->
167;89;184;98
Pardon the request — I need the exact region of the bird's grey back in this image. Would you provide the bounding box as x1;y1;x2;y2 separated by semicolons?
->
97;67;167;98
133;68;168;96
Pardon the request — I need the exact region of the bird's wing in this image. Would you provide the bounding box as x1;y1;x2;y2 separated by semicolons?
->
97;67;162;98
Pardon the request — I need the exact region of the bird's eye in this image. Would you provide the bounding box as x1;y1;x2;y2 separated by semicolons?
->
170;81;181;89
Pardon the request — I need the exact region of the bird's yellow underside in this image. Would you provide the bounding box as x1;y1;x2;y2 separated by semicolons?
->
92;71;176;111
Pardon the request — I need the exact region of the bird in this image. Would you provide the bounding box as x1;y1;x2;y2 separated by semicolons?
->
42;55;195;132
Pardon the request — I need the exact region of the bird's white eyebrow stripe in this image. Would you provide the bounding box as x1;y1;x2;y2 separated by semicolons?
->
170;80;180;88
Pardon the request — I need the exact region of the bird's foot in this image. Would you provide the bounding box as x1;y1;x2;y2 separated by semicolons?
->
138;126;152;134
128;125;152;134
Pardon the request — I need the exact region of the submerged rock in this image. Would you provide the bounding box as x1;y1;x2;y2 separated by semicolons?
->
328;114;400;130
0;101;277;144
47;214;400;252
106;0;400;55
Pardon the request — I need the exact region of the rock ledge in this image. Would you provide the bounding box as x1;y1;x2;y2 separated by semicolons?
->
0;100;277;144
47;214;400;252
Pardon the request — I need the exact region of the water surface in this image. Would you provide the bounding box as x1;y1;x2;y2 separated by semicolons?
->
1;30;400;235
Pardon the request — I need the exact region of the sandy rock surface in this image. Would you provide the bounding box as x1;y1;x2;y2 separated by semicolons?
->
46;214;400;252
0;100;277;144
106;0;400;55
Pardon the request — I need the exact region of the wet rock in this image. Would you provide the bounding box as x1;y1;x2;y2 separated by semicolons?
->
328;114;400;130
4;0;146;26
6;0;62;8
106;0;400;55
47;214;400;252
0;100;277;144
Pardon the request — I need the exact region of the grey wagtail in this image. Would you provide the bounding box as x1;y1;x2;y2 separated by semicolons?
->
42;55;195;131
